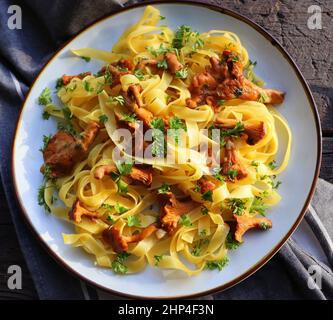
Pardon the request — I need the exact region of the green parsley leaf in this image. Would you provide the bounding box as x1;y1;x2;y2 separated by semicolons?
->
169;116;187;145
202;190;213;202
160;15;166;20
157;59;168;70
122;113;137;123
43;164;53;180
157;183;171;194
175;68;188;79
258;92;267;103
172;25;192;49
114;203;128;214
109;95;125;105
205;257;229;271
147;44;169;57
112;252;130;274
212;167;224;182
117;179;128;194
99;114;108;124
219;122;244;146
217;99;225;106
154;254;163;266
179;214;192;227
225;231;240;250
80;56;91;62
42;111;51;120
226;198;247;215
227;169;239;180
268;160;278;170
115;160;133;176
250;196;268;216
40;135;52;153
260;222;271;230
55;78;64;91
37;184;50;212
106;215;115;223
134;69;145;80
38;87;52;105
83;80;94;92
127;215;142;227
201;206;209;215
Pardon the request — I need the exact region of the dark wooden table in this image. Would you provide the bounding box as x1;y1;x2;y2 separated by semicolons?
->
0;0;332;299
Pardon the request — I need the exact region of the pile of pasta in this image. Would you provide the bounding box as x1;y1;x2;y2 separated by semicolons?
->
40;5;291;275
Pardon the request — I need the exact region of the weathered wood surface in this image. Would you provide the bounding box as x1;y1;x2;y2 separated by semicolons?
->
0;0;332;299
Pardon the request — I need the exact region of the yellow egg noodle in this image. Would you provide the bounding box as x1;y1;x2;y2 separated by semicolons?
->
38;5;291;276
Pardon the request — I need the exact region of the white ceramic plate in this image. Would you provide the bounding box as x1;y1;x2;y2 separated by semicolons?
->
12;2;321;299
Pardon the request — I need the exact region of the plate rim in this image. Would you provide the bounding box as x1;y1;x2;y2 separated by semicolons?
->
11;0;322;299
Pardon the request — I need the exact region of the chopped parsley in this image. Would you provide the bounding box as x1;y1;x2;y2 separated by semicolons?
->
192;239;209;256
55;78;64;91
42;111;51;120
154;254;163;266
99;114;108;124
172;25;192;49
250;196;268;216
151;117;166;157
80;56;91;62
101;203;113;211
217;99;225;106
212;167;224;182
83;80;94;92
226;198;247;215
147;44;169;57
169;116;187;145
202;190;213;202
258;92;267;103
179;215;192;227
37;184;50;212
117;179;128;194
134;69;145;80
205;257;229;271
109;95;125;105
157;59;168;70
122;113;137;123
43;164;53;180
201;206;209;215
127;215;141;227
219;122;245;146
106;215;114;223
115;203;128;214
39;134;52;153
225;231;240;249
157;183;171;194
268;160;278;170
115;160;133;176
38;87;52;105
175;68;188;79
251;160;259;168
260;222;271;230
227;169;239;180
160;15;166;20
112;252;130;274
103;65;113;85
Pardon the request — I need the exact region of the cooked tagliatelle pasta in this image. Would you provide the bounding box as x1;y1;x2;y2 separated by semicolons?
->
37;5;291;276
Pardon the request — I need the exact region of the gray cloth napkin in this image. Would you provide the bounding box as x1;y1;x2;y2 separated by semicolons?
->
0;0;332;300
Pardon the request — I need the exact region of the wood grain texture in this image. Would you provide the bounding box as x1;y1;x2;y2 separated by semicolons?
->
0;0;332;300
